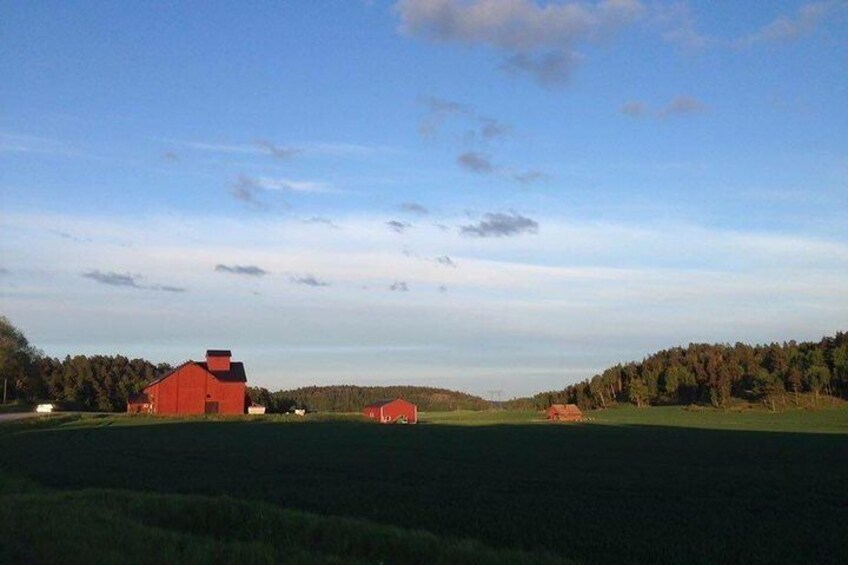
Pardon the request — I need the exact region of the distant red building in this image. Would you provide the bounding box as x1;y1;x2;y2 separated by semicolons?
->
127;350;248;415
546;404;583;422
363;398;418;424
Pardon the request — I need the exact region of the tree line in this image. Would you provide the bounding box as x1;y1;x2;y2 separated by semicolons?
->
1;315;170;410
1;315;489;412
247;384;490;413
505;333;848;411
4;315;846;413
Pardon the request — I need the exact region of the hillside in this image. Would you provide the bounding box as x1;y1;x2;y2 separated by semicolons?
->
506;331;848;411
247;384;491;413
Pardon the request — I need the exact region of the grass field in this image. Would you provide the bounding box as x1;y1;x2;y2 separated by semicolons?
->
1;406;846;564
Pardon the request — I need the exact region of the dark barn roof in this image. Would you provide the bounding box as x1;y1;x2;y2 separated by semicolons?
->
364;398;413;409
197;361;247;382
141;360;247;390
364;399;395;408
206;349;232;357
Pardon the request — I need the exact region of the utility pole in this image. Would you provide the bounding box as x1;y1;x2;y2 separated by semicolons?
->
2;377;7;404
486;389;503;407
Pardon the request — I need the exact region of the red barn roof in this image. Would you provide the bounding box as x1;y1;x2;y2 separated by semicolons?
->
547;404;583;421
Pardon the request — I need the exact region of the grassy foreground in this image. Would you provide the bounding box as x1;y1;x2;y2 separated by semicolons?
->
0;473;560;565
1;406;846;564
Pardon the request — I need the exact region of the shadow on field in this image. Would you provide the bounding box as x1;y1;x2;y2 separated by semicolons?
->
1;417;846;565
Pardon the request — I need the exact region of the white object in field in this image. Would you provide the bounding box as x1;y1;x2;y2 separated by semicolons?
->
294;409;306;416
36;403;54;413
248;405;266;415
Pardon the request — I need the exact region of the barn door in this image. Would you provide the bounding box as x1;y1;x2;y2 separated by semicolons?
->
205;401;219;414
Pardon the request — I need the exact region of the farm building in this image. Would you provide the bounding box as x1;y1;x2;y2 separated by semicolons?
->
363;398;418;424
127;350;248;415
547;404;583;422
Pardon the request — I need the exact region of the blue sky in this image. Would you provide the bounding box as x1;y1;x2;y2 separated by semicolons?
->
1;1;847;397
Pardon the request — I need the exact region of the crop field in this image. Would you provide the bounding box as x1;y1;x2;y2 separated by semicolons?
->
1;406;847;564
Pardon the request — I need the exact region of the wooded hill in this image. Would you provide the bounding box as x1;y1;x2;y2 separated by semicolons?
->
505;332;848;411
1;316;171;411
247;385;490;413
3;315;846;413
1;315;489;412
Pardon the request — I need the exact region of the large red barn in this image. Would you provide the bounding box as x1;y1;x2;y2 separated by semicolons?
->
127;350;248;415
363;398;418;424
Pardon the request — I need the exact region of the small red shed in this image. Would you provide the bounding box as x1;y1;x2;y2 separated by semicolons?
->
127;350;248;415
547;404;583;422
363;398;418;424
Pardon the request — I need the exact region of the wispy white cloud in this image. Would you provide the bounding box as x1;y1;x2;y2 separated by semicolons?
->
620;96;708;119
256;177;334;193
736;1;842;47
659;1;845;49
0;132;80;158
229;175;334;208
174;139;391;158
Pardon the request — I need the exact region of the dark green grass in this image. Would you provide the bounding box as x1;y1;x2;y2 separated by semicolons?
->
423;403;848;433
0;475;561;565
1;408;847;564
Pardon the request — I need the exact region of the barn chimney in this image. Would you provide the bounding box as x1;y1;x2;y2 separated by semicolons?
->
206;349;232;372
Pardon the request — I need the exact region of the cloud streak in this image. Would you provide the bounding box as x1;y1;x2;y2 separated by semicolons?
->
738;1;839;46
458;151;494;173
82;270;186;292
290;274;330;287
398;202;430;215
386;220;412;233
620;97;708;119
660;96;708;117
389;281;409;292
83;271;142;288
460;212;539;238
256;140;301;160
501;50;579;87
419;96;512;141
229;175;332;207
215;264;269;276
660;1;843;50
255;177;333;193
621;101;645;117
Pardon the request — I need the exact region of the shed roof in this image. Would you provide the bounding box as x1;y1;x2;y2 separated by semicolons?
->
364;398;414;409
548;404;582;415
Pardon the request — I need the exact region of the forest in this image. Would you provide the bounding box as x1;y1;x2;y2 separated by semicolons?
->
2;315;846;412
246;384;490;413
0;316;170;411
506;333;848;411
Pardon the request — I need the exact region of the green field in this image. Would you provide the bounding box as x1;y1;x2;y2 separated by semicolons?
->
1;406;847;564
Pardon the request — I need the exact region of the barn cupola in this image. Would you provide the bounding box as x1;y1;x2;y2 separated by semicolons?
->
206;349;232;372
